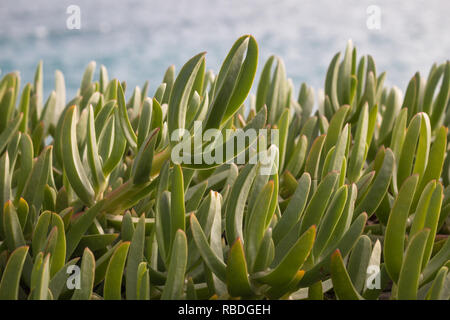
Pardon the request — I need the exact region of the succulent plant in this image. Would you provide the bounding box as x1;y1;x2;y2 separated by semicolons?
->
0;35;449;300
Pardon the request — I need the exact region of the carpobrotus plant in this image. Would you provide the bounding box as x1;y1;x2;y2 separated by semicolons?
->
0;35;449;300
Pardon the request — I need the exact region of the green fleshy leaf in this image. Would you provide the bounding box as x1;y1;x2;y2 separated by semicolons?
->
190;214;226;282
397;229;430;300
0;246;29;300
330;249;362;300
226;238;252;297
168;52;206;137
117;82;138;149
103;242;130;300
384;174;419;283
125;214;146;300
161;230;188;300
254;225;315;287
205;35;258;129
61;106;95;206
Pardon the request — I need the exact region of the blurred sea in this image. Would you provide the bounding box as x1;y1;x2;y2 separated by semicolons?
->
0;0;449;99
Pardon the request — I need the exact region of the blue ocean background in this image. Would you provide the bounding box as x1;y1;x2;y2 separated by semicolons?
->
1;0;449;99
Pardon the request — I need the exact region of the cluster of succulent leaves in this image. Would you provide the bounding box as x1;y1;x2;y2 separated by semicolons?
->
0;35;449;300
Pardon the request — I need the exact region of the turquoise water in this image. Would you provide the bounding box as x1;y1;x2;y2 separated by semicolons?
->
1;0;449;99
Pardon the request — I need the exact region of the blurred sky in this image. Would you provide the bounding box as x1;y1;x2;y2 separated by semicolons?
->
0;0;449;99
